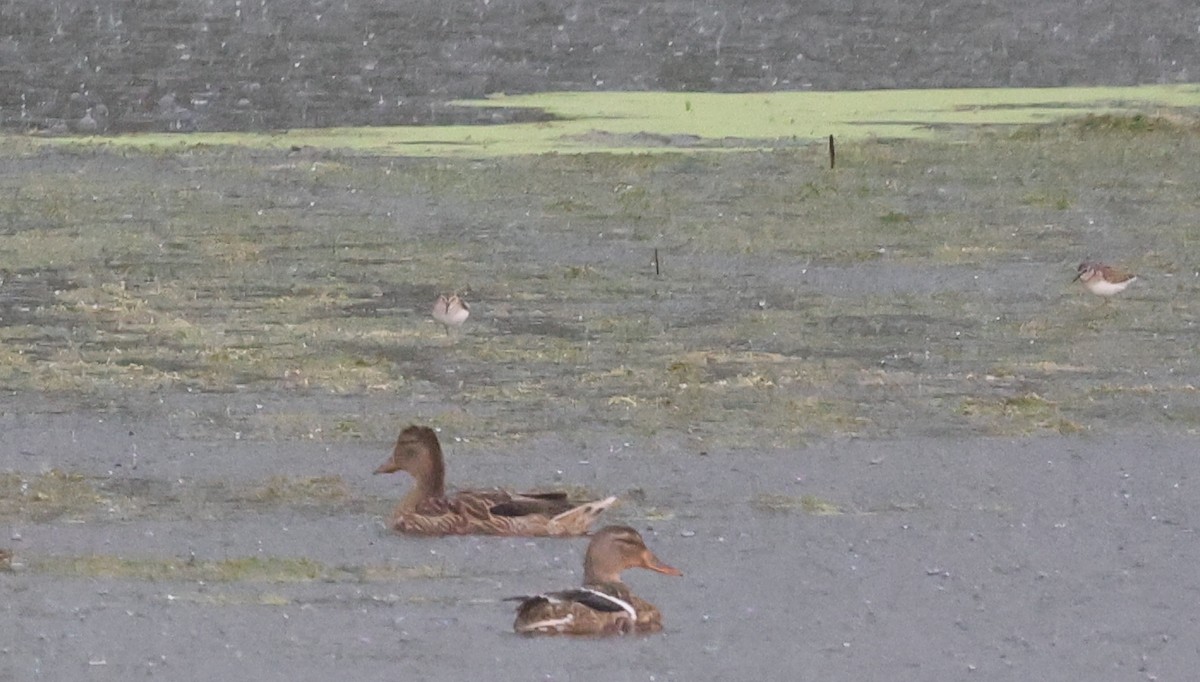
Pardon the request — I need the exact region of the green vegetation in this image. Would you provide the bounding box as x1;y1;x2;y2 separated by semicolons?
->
958;393;1085;436
753;493;844;515
0;470;104;522
0;472;373;523
20;84;1200;157
238;476;352;504
24;553;450;583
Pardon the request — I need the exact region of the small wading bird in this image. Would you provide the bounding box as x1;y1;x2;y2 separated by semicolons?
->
76;107;98;134
431;293;469;333
374;425;616;536
1074;262;1137;298
507;525;682;635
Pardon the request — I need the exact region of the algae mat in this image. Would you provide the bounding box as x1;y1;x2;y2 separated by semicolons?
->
18;85;1200;157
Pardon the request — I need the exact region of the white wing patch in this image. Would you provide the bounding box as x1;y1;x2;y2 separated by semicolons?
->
579;587;636;619
519;614;575;633
550;495;618;522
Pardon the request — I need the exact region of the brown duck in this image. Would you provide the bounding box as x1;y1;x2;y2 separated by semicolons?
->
507;525;682;635
374;425;616;536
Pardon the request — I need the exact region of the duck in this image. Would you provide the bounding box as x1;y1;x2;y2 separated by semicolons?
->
1074;261;1137;297
374;425;616;536
432;293;470;333
507;525;682;635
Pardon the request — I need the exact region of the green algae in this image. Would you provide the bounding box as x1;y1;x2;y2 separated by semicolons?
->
12;85;1200;157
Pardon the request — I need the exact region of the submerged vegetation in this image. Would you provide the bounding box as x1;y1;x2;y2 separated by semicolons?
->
22;553;451;584
752;493;844;515
0;472;371;523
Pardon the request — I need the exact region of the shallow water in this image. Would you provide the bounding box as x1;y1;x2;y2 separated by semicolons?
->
2;0;1198;133
5;414;1200;681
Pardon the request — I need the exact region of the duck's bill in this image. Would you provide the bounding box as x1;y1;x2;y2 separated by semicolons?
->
644;552;683;576
373;460;401;475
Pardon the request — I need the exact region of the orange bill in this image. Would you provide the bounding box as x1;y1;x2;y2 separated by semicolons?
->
642;550;683;576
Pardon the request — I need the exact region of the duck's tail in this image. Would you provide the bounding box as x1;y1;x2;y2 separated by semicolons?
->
549;495;617;535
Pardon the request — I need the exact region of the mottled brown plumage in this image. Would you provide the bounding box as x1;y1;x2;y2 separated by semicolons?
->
508;525;682;635
374;425;615;536
1074;261;1137;297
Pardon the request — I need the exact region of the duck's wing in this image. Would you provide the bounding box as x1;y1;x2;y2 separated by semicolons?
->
414;489;513;516
488;494;575;517
506;587;636;618
490;490;615;518
514;491;569;501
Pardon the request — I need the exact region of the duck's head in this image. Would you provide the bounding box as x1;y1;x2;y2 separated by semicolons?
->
374;426;445;487
584;525;683;584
